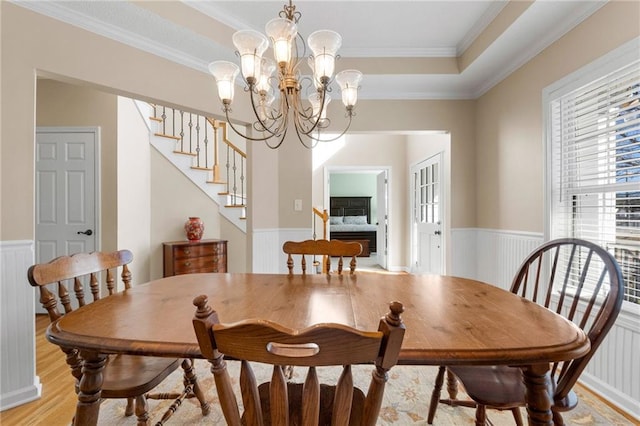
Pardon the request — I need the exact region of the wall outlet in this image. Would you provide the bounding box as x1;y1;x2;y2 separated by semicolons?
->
294;199;302;211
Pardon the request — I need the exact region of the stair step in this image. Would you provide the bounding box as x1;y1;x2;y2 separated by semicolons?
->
173;150;197;157
207;180;227;185
149;116;162;122
155;132;181;141
225;204;246;208
191;166;212;171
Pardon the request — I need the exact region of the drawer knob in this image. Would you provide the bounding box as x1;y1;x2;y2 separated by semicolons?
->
184;249;191;255
185;261;191;267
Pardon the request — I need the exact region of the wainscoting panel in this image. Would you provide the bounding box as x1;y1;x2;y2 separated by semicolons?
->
0;240;41;411
252;228;312;274
475;229;543;290
451;228;639;420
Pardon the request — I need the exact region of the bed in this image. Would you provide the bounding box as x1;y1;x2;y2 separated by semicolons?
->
329;196;377;255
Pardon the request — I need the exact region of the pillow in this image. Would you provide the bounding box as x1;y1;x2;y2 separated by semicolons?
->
344;215;368;225
329;216;344;225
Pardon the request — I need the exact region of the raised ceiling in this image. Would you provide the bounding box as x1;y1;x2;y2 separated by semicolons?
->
14;0;606;100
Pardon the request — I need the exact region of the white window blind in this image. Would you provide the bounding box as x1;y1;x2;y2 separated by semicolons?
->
549;59;640;306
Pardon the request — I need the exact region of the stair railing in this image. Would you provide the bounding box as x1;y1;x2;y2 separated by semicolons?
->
151;105;247;212
312;207;329;273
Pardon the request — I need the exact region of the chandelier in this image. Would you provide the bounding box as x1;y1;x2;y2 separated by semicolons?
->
208;0;362;149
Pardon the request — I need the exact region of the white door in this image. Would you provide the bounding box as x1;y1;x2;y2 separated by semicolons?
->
35;127;99;307
376;171;388;269
411;154;443;274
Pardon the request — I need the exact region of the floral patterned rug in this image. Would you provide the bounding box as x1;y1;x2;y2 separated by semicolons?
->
98;359;633;425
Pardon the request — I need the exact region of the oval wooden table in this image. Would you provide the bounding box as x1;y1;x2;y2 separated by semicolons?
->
47;272;589;425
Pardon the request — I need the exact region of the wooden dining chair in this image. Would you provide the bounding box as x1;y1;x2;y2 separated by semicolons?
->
427;238;625;426
192;295;406;426
283;239;362;274
27;250;210;426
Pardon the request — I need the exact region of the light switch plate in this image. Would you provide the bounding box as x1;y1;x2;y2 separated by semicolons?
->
294;199;302;211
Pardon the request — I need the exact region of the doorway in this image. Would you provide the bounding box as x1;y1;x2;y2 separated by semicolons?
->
410;153;444;274
35;127;100;310
325;166;391;270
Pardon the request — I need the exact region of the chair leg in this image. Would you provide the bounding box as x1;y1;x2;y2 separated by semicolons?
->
511;407;524;426
427;366;446;424
181;359;211;415
475;404;487;426
446;368;459;400
134;394;150;426
552;410;565;426
125;397;135;416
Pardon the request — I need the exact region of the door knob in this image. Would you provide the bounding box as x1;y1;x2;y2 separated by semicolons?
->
77;229;93;236
434;230;441;235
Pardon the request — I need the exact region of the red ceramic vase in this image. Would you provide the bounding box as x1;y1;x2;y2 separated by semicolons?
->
184;217;204;242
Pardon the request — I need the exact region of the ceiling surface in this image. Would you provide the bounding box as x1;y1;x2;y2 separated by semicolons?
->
14;0;607;100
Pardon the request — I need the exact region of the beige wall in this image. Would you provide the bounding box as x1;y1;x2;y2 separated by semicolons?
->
116;97;152;283
476;1;640;232
35;79;119;253
4;1;638;259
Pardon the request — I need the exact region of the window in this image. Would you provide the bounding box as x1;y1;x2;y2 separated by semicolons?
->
545;40;640;308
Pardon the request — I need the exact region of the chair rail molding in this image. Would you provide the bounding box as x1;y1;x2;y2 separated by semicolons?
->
252;228;312;274
0;240;41;411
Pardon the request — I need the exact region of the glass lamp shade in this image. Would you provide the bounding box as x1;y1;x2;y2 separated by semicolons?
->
256;57;276;94
265;18;297;65
208;61;240;103
335;69;363;107
308;30;342;81
232;30;269;80
309;92;331;122
257;92;276;121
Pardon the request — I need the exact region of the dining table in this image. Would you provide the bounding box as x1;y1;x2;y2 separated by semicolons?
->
46;272;589;425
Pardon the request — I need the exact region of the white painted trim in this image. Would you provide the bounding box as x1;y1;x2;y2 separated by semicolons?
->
0;240;41;411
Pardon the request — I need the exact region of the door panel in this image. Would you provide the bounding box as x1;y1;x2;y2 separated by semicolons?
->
411;154;443;274
376;171;388;269
35;128;98;310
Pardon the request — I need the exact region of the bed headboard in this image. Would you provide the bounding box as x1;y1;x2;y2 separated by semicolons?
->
330;196;371;224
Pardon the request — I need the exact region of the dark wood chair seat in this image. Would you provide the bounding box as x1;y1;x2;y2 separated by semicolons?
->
427;238;624;426
28;250;210;425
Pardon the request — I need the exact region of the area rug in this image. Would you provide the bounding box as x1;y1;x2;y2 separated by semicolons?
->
98;360;632;425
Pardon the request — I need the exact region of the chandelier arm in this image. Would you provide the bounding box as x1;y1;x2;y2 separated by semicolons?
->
264;124;288;149
295;87;328;136
222;107;286;142
247;86;286;138
299;111;354;144
293;122;321;149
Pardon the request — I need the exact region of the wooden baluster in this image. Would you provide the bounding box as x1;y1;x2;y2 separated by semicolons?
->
106;269;115;295
89;273;100;301
332;365;353;426
240;360;262;425
269;365;288;425
302;366;320;426
58;281;72;314
73;277;86;307
121;264;132;290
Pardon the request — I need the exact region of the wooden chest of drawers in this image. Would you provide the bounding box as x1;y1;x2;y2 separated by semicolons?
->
163;239;227;277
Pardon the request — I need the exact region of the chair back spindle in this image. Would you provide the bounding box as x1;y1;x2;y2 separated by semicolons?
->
283;239;362;275
193;295;405;426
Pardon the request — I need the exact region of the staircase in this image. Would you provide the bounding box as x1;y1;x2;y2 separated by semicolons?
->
136;101;247;232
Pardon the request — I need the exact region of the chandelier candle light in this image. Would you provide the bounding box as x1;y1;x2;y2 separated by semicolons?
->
208;0;362;149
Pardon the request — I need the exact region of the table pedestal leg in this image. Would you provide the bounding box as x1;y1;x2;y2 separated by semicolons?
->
521;363;553;426
74;351;107;426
